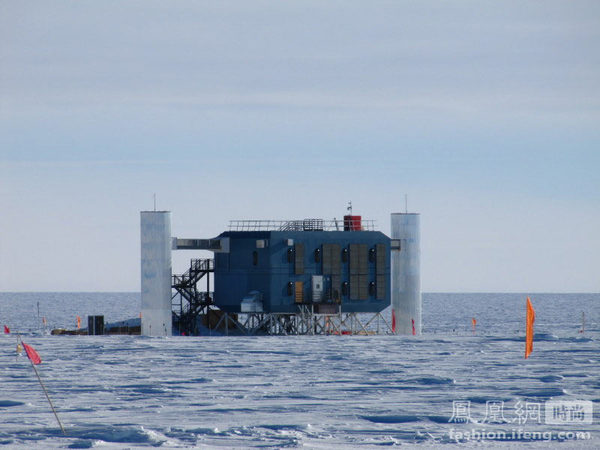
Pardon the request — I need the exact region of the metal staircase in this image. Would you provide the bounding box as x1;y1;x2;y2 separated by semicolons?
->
172;258;214;335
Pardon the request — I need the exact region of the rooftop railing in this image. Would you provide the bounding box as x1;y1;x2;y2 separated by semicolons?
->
228;219;377;232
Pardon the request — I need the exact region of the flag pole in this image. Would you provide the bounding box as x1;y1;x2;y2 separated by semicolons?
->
29;360;65;435
16;333;20;363
21;335;65;435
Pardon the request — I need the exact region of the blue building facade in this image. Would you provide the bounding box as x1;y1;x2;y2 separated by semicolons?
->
213;230;391;313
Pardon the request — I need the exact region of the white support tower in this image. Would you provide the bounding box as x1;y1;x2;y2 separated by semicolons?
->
391;213;421;335
140;211;172;336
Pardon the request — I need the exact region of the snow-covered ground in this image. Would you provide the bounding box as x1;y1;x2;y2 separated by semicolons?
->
1;293;598;448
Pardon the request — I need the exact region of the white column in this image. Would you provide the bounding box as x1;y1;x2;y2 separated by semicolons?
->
391;213;421;335
140;211;172;336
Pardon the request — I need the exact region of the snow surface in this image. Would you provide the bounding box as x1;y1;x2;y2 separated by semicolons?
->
0;293;598;448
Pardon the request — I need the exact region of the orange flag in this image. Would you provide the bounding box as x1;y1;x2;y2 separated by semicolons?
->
471;318;477;332
22;342;42;365
76;316;81;329
525;297;536;359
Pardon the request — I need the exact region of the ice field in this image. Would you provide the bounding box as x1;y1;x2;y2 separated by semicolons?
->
0;293;598;448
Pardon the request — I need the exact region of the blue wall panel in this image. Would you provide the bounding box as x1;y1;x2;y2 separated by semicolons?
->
214;230;390;313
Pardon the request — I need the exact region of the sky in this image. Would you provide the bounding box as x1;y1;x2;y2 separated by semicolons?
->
1;1;599;292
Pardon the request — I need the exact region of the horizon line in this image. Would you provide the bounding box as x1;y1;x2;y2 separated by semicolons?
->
1;291;598;295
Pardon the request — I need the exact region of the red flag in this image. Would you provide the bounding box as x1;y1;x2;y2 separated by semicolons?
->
391;309;396;333
3;325;9;334
411;318;416;336
525;297;536;359
22;342;42;365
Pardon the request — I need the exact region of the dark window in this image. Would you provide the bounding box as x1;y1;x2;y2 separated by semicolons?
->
332;288;340;302
287;282;294;296
369;281;376;296
314;248;321;263
342;248;348;263
323;243;341;275
369;248;376;262
295;243;304;275
376;244;387;299
287;247;294;263
349;244;369;300
342;281;349;296
331;275;341;303
252;251;258;266
376;244;386;275
376;275;386;299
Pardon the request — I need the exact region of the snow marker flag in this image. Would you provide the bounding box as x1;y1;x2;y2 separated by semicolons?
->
4;325;9;334
525;297;536;359
411;318;416;336
391;309;396;333
76;316;81;329
471;318;477;332
22;342;42;365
